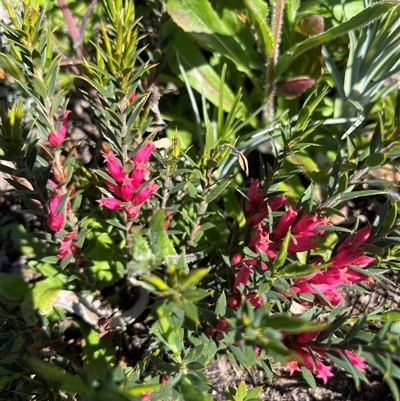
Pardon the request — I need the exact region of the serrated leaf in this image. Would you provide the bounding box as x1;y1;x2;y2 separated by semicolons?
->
183;301;199;324
215;291;227;317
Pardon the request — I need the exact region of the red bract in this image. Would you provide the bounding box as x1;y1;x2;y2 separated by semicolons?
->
49;110;71;147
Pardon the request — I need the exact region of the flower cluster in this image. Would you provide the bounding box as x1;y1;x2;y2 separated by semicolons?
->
97;141;157;219
290;224;374;306
285;331;366;384
226;178;374;383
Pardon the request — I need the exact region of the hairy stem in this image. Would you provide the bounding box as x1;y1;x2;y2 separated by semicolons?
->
264;0;286;122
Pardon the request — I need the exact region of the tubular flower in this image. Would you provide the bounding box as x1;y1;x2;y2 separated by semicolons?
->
49;110;71;147
57;231;78;260
98;143;156;218
47;194;66;231
292;348;334;384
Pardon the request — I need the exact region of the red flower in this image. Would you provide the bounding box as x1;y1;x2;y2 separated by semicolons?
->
49;110;71;147
103;153;125;183
47;194;65;231
57;231;78;259
133;141;154;164
274;207;298;238
97;195;122;210
133;182;158;205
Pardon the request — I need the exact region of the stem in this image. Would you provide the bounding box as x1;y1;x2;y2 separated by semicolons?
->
58;0;84;58
189;168;213;243
264;0;286;122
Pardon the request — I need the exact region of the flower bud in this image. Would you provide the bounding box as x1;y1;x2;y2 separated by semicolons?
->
298;15;324;37
277;76;316;98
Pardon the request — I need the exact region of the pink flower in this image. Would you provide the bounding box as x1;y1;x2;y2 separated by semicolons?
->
227;296;240;307
97;195;122;210
103;153;125;183
294;348;334;384
296;331;320;344
47;194;65;231
121;176;135;201
286;359;301;375
267;195;287;211
104;180;122;198
249;225;272;253
133;141;154;164
130;161;148;188
329;249;362;269
234;264;252;292
288;237;317;252
140;392;152;401
128;90;137;102
343;350;366;372
126;204;140;219
245;179;265;215
352;255;375;267
133;182;157;205
57;231;78;259
274;207;298;238
336;224;371;254
49;110;71;147
247;210;268;227
246;293;263;307
292;212;328;238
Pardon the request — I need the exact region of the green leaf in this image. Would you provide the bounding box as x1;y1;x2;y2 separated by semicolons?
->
215;291;227;317
29;360;93;395
183;301;199;324
273;229;291;272
264;314;319;332
300;366;316;390
336;190;385;202
0;273;32;301
367;309;400;321
166;28;239;113
244;0;272;56
204;117;215;158
181;373;212;401
275;2;400;80
365;152;386;168
166;0;262;76
382;203;398;233
206;177;232;203
32;77;47;99
20;277;62;325
149;210;177;260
